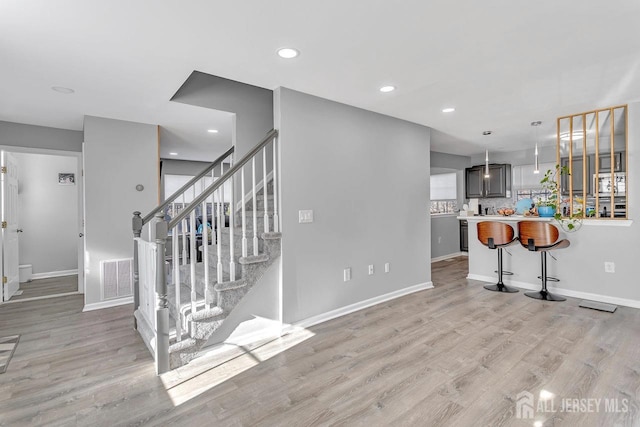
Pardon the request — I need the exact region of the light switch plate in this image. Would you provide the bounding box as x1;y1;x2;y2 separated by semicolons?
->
299;210;314;223
344;268;351;282
384;262;390;273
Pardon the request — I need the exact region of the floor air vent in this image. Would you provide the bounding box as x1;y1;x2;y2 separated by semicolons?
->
101;258;133;299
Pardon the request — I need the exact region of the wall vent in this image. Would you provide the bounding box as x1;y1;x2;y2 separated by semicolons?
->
101;258;133;300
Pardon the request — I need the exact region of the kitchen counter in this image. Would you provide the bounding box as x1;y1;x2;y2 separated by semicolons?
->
457;215;552;222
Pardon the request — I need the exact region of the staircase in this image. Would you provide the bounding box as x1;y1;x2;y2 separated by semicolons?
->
133;129;280;374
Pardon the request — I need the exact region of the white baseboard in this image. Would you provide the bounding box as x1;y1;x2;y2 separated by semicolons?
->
31;269;78;280
83;295;133;312
467;274;640;309
431;252;467;263
288;282;434;331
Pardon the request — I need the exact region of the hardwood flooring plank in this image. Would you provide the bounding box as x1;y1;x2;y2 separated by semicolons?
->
0;256;638;426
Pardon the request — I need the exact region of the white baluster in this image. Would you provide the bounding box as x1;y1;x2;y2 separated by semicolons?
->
189;210;197;316
241;165;247;258
229;154;236;281
202;198;209;310
181;194;187;266
252;157;258;256
272;137;279;232
172;227;181;341
216;186;223;283
263;147;269;233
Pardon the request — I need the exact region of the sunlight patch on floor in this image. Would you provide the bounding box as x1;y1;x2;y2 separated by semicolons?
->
161;326;315;406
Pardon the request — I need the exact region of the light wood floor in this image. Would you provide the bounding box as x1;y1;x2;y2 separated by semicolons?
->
0;256;638;426
10;275;78;301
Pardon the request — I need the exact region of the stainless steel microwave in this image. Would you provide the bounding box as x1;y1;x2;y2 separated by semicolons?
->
594;172;626;196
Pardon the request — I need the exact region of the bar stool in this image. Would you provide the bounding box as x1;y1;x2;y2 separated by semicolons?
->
517;221;570;301
477;221;519;293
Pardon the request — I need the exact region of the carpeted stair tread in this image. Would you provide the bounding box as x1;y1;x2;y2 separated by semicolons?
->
239;254;269;264
214;279;248;292
169;337;197;353
188;306;225;322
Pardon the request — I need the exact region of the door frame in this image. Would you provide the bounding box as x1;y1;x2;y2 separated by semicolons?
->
0;145;85;299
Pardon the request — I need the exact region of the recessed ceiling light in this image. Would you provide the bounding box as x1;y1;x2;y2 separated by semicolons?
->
379;85;396;93
442;107;455;113
52;86;74;94
169;152;178;156
277;48;299;59
207;129;219;133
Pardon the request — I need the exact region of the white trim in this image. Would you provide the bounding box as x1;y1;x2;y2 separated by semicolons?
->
31;269;78;280
467;274;640;309
286;282;434;331
235;170;273;212
581;219;633;227
83;295;133;312
3;291;81;304
431;252;467;263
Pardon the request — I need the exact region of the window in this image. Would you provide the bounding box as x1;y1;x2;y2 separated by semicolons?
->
430;172;457;214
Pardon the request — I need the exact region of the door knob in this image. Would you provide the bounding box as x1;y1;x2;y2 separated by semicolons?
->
79;233;84;237
17;229;23;233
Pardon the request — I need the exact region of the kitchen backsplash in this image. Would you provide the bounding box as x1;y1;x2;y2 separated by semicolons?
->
475;197;517;215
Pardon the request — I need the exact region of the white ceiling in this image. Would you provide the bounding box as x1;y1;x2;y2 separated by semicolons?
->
2;1;640;158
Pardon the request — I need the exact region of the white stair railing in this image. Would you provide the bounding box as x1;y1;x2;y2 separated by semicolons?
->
132;129;279;374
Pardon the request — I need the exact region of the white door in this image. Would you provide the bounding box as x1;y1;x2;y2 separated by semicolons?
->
78;149;85;293
1;151;20;302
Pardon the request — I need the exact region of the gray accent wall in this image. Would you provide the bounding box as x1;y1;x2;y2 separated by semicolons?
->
0;121;83;152
83;116;159;306
275;88;431;324
15;153;79;274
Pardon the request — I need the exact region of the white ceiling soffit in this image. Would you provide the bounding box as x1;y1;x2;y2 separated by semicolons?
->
1;1;640;157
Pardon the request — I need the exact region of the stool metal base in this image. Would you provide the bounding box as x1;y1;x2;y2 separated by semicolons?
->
524;290;566;301
484;283;519;293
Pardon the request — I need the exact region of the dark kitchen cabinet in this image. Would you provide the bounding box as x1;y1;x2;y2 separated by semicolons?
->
459;220;468;252
561;156;590;195
596;151;624;172
465;164;511;198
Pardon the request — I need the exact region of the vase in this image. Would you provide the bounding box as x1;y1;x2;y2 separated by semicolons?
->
537;206;555;217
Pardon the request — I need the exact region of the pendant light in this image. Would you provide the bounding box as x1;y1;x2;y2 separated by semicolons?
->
483;131;492;178
531;121;542;174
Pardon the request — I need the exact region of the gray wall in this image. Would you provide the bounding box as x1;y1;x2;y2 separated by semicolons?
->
0;121;83;152
16;153;78;274
160;158;210;200
430;214;461;259
275;88;431;324
83;116;159;306
171;71;273;159
468;101;640;306
431;151;471;171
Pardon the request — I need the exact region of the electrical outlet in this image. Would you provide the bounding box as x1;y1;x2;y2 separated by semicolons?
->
298;210;314;223
344;268;351;282
384;262;390;273
368;264;374;275
604;262;615;273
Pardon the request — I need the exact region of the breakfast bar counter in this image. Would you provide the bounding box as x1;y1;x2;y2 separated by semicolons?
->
456;214;640;308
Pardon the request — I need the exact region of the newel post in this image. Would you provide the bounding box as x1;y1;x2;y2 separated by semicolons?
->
154;211;170;374
132;211;143;330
